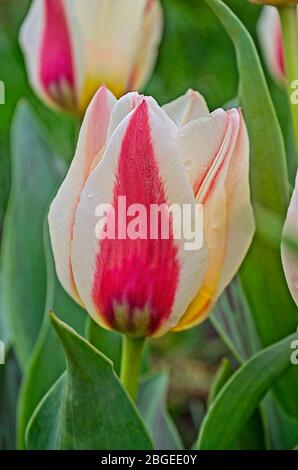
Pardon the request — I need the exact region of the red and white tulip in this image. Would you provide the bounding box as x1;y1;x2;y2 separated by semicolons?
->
48;87;255;337
257;6;285;85
20;0;163;115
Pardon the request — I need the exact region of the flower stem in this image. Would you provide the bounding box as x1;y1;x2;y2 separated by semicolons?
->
279;5;298;163
120;335;145;402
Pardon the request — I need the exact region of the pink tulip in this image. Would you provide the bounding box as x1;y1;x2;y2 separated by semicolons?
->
48;87;255;336
19;0;163;115
257;6;285;84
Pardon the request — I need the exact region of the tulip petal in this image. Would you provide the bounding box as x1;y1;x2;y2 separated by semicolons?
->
163;89;209;128
126;0;163;91
107;92;145;139
48;86;116;303
71;99;207;336
174;109;254;331
19;0;48;105
175;108;229;191
72;0;162;105
215;113;255;297
257;6;285;84
282;172;298;307
20;0;79;112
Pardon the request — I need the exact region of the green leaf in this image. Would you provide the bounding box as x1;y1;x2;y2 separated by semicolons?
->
85;317;122;375
211;278;261;363
205;0;298;417
0;275;11;347
17;219;86;449
1;102;64;369
207;358;268;450
137;372;183;450
196;332;297;450
263;393;298;450
26;313;153;450
0;350;21;449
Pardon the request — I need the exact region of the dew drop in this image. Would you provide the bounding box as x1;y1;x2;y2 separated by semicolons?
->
183;159;195;170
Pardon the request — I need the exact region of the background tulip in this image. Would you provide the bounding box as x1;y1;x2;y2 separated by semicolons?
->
20;0;163;116
282;172;298;306
48;87;255;337
257;6;285;84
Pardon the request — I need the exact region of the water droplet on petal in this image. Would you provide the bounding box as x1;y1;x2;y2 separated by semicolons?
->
184;159;194;171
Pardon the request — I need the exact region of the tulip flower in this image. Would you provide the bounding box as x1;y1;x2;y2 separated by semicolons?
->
48;86;255;337
257;6;285;84
19;0;163;116
282;172;298;306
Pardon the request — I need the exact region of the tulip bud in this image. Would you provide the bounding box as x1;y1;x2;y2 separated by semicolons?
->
20;0;163;116
257;6;285;84
48;87;255;337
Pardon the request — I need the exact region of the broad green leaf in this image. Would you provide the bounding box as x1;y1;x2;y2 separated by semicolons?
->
211;278;261;363
205;0;298;417
207;358;268;450
137;372;183;450
0;350;21;449
17;219;86;449
26;314;153;450
197;332;297;450
1;102;64;369
0;277;21;450
263;393;298;450
85;317;122;375
0;275;10;347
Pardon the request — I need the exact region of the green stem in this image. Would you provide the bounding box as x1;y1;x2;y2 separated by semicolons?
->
120;335;145;402
279;5;298;163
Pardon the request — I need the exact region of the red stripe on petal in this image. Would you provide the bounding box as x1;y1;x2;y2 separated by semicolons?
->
92;101;180;336
39;0;75;107
276;25;285;78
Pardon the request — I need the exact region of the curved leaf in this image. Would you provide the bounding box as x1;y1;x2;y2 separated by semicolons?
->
197;332;297;450
17;219;86;449
26;314;153;450
208;358;268;450
0;350;21;449
1;102;64;369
